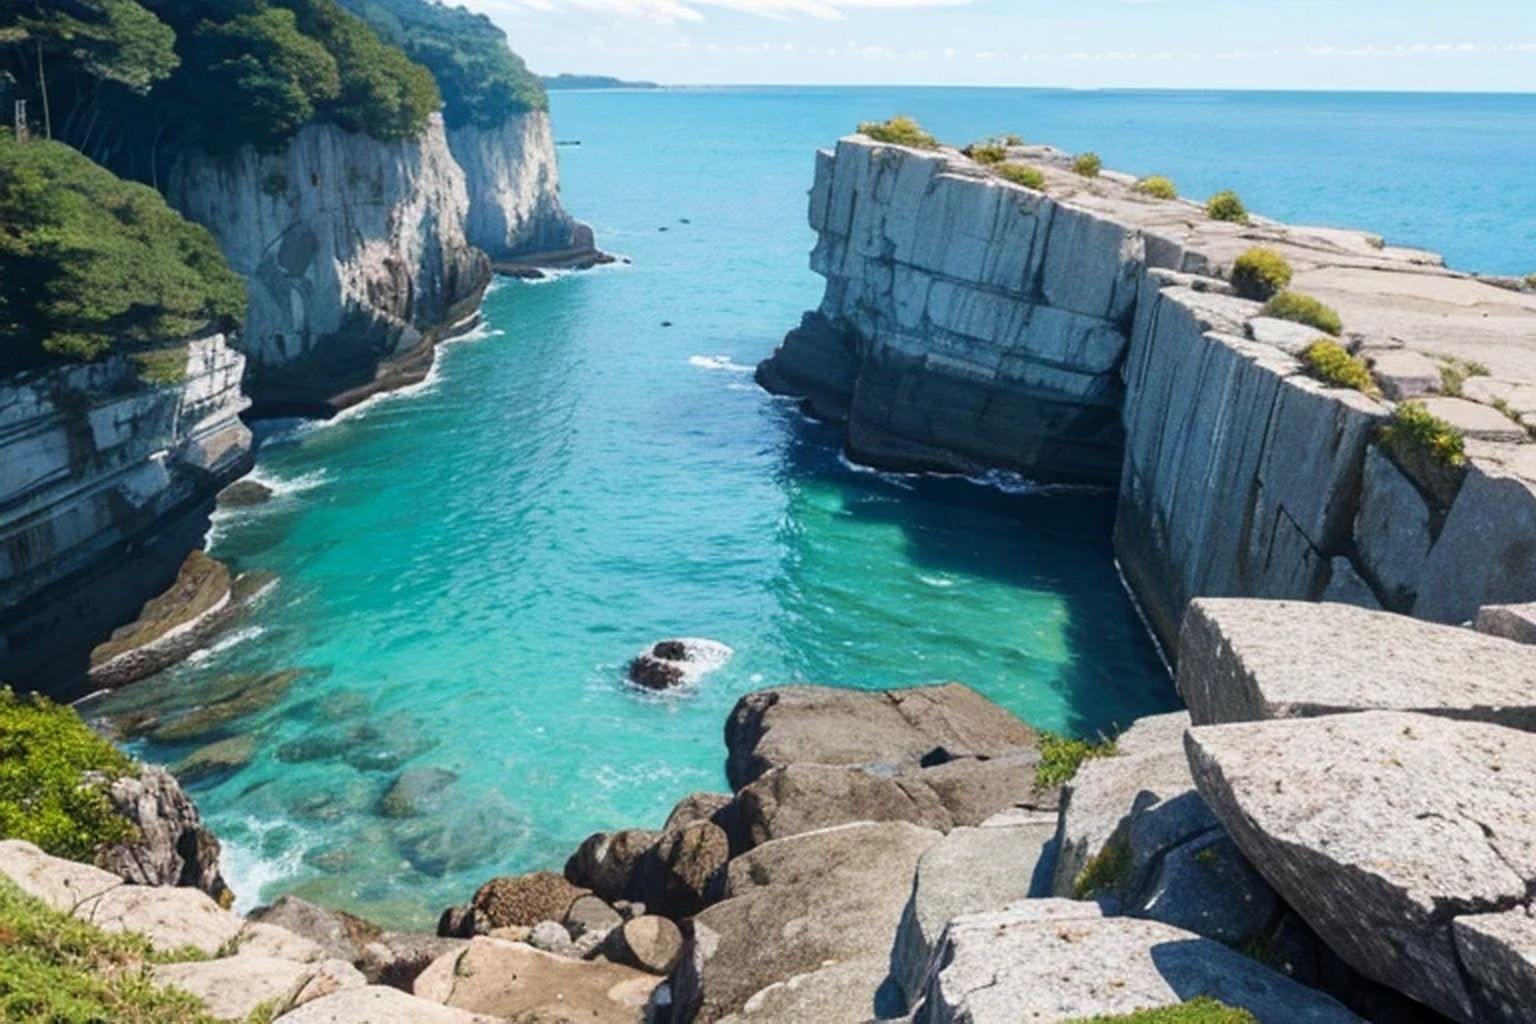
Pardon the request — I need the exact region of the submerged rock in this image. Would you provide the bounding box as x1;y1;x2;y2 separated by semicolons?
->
217;479;274;507
380;766;458;819
626;637;733;691
150;669;301;743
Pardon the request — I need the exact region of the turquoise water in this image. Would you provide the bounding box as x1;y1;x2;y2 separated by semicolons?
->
113;88;1535;928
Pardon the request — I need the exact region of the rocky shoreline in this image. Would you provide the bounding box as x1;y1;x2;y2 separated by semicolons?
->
9;595;1532;1022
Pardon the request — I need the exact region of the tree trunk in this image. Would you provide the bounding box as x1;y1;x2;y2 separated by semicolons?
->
35;38;50;140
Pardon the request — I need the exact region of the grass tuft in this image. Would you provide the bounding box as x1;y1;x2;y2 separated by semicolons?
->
1072;152;1103;178
857;115;937;149
1072;838;1133;899
1230;248;1292;301
1035;731;1118;790
994;163;1046;191
1135;175;1178;200
1206;189;1250;224
1261;291;1343;336
1066;997;1260;1023
1300;339;1377;396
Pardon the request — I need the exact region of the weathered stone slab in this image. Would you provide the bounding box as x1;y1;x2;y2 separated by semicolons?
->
1369;347;1442;400
1453;908;1536;1024
1353;447;1433;609
912;751;1045;825
0;839;122;912
892;812;1058;1004
1415;458;1536;624
1420;396;1527;441
153;955;363;1021
277;984;498;1023
414;936;657;1022
719;953;900;1024
1177;598;1536;730
1187;711;1536;1022
724;684;1034;790
734;764;952;847
916;910;1360;1022
674;821;941;1023
1476;602;1536;645
84;884;244;955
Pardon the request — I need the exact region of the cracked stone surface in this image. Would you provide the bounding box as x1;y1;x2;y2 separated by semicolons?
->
915;907;1360;1023
1177;598;1536;730
1186;711;1536;1022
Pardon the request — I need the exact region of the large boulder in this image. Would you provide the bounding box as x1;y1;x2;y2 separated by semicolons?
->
724;684;1035;790
912;751;1049;825
891;810;1060;1004
85;884;244;955
565;829;660;902
100;764;232;903
413;935;658;1022
733;764;953;849
1187;711;1536;1022
1453;908;1536;1024
152;954;364;1020
251;894;464;990
672;821;942;1023
0;838;123;911
915;906;1361;1022
276;984;499;1023
468;871;589;932
601;914;684;975
1476;602;1536;645
627;820;729;919
1177;599;1536;730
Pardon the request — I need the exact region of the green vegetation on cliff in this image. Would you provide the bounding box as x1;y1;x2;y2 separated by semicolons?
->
1135;175;1178;200
995;163;1046;191
858;115;937;150
1035;731;1117;789
0;688;135;861
1230;247;1292;301
0;133;245;371
338;0;549;128
0;876;221;1023
1067;998;1259;1023
1261;291;1343;336
1206;189;1250;224
1300;339;1376;396
1072;152;1103;178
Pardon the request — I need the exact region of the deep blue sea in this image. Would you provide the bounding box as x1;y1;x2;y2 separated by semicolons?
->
111;88;1536;927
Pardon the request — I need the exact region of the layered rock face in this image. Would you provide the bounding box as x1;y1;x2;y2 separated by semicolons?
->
763;138;1536;649
0;337;251;692
167;114;491;415
447;112;595;263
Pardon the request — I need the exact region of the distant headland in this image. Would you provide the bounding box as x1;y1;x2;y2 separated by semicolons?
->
542;73;661;90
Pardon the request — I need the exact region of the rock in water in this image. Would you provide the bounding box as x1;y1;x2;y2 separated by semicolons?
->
468;871;589;932
1187;711;1536;1022
217;479;274;507
87;551;238;689
626;638;733;691
380;766;458;819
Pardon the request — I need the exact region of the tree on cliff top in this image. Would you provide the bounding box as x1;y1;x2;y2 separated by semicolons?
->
337;0;550;129
0;132;245;371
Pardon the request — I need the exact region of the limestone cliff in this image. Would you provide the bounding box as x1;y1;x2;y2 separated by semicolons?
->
447;111;597;264
763;138;1536;649
0;336;251;692
166;114;491;415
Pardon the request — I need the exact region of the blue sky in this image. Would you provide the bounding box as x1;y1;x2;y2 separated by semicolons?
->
462;0;1536;91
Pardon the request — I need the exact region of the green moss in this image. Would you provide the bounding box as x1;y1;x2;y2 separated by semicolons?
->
1066;997;1260;1023
857;115;937;150
0;875;217;1023
1072;152;1103;178
1035;731;1117;790
1135;175;1178;200
0;689;136;862
1261;291;1343;336
1434;356;1489;397
1491;397;1524;425
1229;247;1293;301
1206;189;1250;224
995;163;1046;191
1300;339;1376;396
131;346;189;387
1072;837;1133;898
964;139;1007;165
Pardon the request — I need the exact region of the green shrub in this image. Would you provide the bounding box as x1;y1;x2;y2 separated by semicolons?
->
0;876;218;1022
1229;247;1292;301
1066;996;1260;1023
994;163;1046;191
1135;175;1178;200
1381;401;1466;471
1261;291;1343;336
0;136;246;371
1524;272;1536;290
1072;152;1103;178
1300;339;1376;396
964;140;1007;165
0;689;135;863
131;347;189;386
1073;838;1132;898
1206;189;1250;224
1435;356;1489;397
1001;132;1024;146
1035;731;1117;790
856;115;937;150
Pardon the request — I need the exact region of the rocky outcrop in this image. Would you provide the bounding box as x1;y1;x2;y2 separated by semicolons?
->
764;137;1536;650
100;764;231;904
413;936;658;1021
0;335;251;694
166;115;490;415
446;112;598;265
1177;598;1536;730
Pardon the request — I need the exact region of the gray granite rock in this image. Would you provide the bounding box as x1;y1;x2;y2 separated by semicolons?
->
1476;601;1536;644
1414;455;1536;625
1420;396;1527;441
101;764;231;903
279;983;499;1023
153;954;364;1020
717;953;899;1024
912;751;1048;825
1135;830;1277;946
602;914;684;976
565;828;660;902
1453;907;1536;1024
1320;557;1382;610
1369;348;1442;400
724;684;1035;791
673;821;942;1023
1352;448;1433;609
916;909;1359;1023
1177;598;1536;730
1187;711;1536;1022
891;811;1058;1005
734;764;953;848
413;936;657;1022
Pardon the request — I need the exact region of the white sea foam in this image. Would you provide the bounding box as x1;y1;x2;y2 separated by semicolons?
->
625;637;735;696
185;625;265;666
689;354;755;374
919;575;956;589
835;451;1108;497
220;817;312;915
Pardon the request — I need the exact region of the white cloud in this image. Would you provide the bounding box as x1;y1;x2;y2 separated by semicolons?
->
484;0;972;23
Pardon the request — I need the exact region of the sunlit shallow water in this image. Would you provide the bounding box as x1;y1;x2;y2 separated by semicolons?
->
109;87;1536;927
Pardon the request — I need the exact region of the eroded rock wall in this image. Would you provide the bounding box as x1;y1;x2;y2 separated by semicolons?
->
0;336;251;692
764;138;1536;651
447;112;595;262
167;114;491;415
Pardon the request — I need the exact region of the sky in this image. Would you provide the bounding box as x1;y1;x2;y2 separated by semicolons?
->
461;0;1536;91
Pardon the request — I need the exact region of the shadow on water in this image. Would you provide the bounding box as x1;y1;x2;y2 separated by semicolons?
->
766;404;1174;738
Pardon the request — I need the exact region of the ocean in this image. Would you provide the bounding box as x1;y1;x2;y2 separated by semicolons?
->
114;87;1536;927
